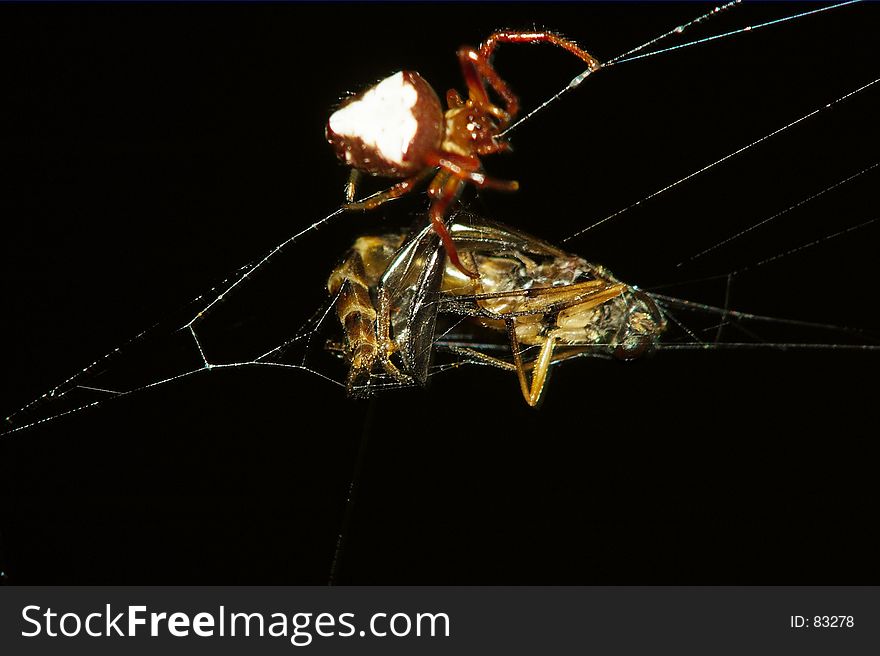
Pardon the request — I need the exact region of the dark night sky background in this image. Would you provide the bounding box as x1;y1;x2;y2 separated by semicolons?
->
1;3;878;584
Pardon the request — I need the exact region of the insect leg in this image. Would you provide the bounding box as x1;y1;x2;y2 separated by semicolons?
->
443;345;519;371
441;343;602;372
457;46;518;125
506;319;557;407
465;31;601;127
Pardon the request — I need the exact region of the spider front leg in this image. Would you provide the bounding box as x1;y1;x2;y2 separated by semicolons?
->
479;31;602;74
457;47;519;125
424;152;518;279
458;30;603;125
426;169;476;278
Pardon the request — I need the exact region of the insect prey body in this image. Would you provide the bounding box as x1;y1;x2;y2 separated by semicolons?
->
328;213;666;405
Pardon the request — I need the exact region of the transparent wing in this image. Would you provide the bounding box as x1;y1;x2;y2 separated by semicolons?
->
380;224;445;385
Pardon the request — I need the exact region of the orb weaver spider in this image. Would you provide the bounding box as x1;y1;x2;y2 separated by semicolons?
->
325;31;601;279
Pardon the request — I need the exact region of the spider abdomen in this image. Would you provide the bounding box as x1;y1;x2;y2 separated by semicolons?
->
326;71;444;178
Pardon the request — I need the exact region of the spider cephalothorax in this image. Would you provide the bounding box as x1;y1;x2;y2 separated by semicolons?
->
326;31;602;278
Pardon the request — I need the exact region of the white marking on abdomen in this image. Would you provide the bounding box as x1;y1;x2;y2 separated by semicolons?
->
329;72;419;167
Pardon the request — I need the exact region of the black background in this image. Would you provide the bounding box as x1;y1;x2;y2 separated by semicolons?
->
2;3;878;584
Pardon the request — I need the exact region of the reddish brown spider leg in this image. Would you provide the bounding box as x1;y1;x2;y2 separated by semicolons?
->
343;168;434;211
457;47;518;123
425;151;519;192
478;31;602;73
426;172;478;279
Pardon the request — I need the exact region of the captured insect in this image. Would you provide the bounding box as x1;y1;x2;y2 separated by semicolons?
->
326;204;880;408
325;30;601;278
328;212;666;406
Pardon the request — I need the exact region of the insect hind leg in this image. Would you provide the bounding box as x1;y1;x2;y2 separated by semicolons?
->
506;319;557;407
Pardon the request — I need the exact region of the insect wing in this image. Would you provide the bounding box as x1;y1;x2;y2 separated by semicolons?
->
380;224;445;385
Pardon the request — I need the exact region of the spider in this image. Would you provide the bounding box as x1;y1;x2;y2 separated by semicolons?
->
325;30;601;279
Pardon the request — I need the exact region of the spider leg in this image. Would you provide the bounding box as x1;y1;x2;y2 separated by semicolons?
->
457;31;602;127
425;151;519;192
421;150;520;279
457;46;518;124
506;318;557;407
479;31;602;73
443;345;519;372
343;168;434;211
426;169;479;279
